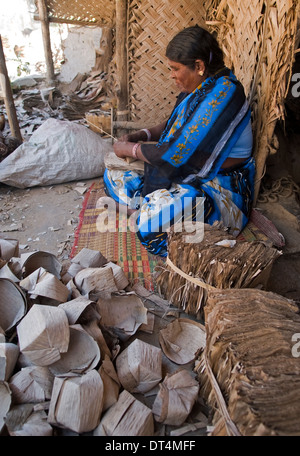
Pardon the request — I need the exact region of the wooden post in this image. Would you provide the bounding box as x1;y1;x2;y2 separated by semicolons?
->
36;0;55;85
0;35;22;142
115;0;128;129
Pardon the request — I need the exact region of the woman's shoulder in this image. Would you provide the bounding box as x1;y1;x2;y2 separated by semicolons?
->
214;68;242;88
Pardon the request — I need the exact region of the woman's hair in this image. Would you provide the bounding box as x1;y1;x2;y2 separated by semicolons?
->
166;25;224;75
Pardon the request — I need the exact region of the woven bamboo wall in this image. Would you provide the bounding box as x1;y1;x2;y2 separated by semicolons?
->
44;0;115;25
127;1;207;125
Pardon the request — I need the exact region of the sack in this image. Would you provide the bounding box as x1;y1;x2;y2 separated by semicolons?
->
0;118;113;188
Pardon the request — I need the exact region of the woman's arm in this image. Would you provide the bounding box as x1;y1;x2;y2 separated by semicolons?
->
113;140;150;163
118;121;167;143
113;121;167;162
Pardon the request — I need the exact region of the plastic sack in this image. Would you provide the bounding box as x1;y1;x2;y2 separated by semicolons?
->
0;118;113;188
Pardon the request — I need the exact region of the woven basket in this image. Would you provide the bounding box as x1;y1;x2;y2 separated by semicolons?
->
127;0;207;125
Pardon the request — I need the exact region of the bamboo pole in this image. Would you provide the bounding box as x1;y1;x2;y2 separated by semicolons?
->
0;35;22;142
36;0;55;85
115;0;128;126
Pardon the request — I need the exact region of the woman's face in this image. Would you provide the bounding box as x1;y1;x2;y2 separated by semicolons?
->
167;59;205;93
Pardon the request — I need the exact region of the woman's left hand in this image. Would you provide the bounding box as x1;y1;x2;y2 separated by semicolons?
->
113;141;133;159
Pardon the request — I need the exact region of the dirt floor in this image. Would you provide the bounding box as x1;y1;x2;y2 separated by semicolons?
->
0;177;95;262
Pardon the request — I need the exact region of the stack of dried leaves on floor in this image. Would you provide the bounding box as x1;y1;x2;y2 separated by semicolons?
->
156;222;281;319
195;288;300;436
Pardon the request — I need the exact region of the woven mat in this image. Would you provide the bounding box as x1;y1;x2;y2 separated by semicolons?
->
70;180;285;291
70;180;160;290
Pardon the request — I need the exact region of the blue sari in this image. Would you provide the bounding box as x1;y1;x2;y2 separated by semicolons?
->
104;67;255;257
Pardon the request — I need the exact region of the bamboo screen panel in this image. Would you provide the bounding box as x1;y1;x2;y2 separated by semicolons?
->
45;0;115;25
204;0;299;199
127;1;207;125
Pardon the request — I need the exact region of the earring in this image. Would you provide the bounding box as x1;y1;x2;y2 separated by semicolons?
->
199;70;204;76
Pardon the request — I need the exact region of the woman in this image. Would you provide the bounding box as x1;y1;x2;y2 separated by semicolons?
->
103;25;255;257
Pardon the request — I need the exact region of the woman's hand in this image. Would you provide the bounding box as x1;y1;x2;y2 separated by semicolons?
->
113;141;134;159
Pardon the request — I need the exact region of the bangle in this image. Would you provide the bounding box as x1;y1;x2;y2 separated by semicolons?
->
132;143;139;159
141;128;151;141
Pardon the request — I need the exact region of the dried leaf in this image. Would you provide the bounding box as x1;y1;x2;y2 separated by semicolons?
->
94;390;154;436
17;304;70;366
0;278;27;334
152;369;199;425
0;342;19;381
97;293;147;341
9;366;54;404
49;324;100;376
99;355;120;411
159;318;206;365
116;338;162;394
48;370;104;433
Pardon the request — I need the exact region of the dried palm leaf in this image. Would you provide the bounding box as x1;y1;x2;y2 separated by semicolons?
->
159;318;206;365
152;369;199;425
104;150;145;172
98;355;121;412
20;267;69;304
83;319;112;359
157;223;281;318
195;288;300;436
0;238;19;261
0;278;27;335
74;266;118;299
22;251;62;279
0;381;11;433
17;304;70;366
97;293;147;341
116;338;162;393
5;403;53;436
48;324;100;376
59;296;100;325
70;247;108;269
48;370;104;434
0;342;19;381
103;262;130;290
9;366;54;404
0;262;20;282
94;389;154;436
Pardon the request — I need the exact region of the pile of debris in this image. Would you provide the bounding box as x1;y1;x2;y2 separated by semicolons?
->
0;240;209;436
0;69;113;155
